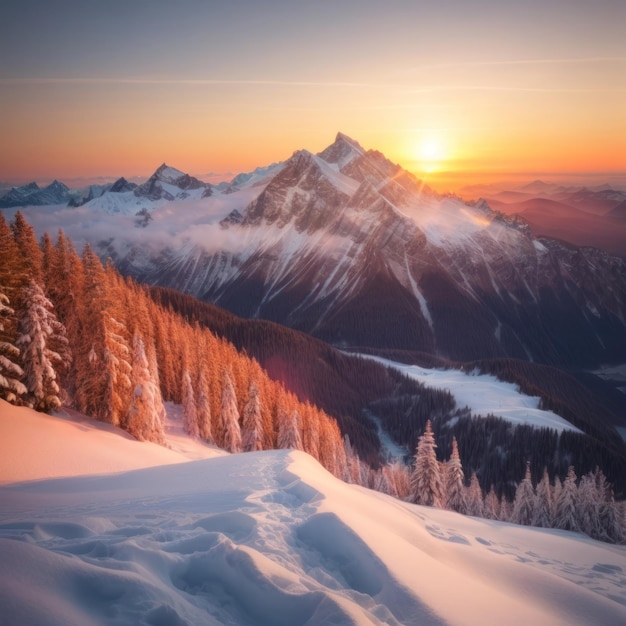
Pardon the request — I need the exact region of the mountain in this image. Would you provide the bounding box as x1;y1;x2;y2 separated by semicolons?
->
0;180;71;208
553;188;626;215
2;403;625;626
111;133;626;368
134;163;211;201
109;176;137;193
608;200;626;221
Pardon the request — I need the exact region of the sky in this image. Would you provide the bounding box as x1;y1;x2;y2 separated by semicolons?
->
1;0;625;191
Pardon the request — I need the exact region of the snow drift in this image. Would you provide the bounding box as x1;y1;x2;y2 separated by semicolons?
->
0;403;625;625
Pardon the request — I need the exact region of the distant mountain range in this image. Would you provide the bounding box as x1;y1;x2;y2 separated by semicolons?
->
469;181;626;258
0;163;213;209
5;133;625;368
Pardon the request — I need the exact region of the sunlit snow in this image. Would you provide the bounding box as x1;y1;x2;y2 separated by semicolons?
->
0;402;623;625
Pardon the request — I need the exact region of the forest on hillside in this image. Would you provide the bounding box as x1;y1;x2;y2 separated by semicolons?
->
0;212;348;478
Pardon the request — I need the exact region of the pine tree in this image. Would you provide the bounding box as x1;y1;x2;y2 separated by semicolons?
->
466;472;484;518
578;471;602;539
302;403;320;461
220;369;242;453
595;470;624;544
410;420;443;507
511;462;535;526
11;211;43;287
387;461;411;500
483;485;500;520
0;289;26;403
444;437;467;513
554;466;581;533
196;365;213;443
344;435;362;484
126;332;165;444
242;381;264;452
0;212;21;301
277;406;303;451
532;468;553;528
182;369;199;438
74;245;133;425
16;280;69;411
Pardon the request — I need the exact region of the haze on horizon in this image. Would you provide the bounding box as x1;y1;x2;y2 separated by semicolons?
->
1;0;624;193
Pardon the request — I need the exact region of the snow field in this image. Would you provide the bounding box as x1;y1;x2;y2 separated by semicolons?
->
1;405;625;625
364;356;581;433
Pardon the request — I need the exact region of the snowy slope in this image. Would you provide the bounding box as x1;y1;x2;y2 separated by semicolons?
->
1;405;625;625
363;356;582;433
0;400;223;484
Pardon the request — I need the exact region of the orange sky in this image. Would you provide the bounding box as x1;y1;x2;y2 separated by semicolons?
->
1;1;625;192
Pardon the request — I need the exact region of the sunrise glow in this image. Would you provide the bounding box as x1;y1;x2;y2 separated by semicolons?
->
0;1;624;193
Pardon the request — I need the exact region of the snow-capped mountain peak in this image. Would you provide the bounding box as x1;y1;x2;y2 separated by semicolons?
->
317;131;365;168
134;163;210;201
153;163;187;184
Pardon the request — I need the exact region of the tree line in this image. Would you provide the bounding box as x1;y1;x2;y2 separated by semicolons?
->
0;212;348;477
345;421;625;544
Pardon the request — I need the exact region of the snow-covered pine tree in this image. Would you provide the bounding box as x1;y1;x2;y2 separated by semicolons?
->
553;475;562;512
531;468;553;528
578;471;603;540
595;469;624;544
499;497;512;523
16;280;69;411
302;402;320;461
483;484;500;520
182;369;199;438
466;472;484;517
410;420;444;507
0;215;27;404
553;466;581;533
343;435;361;484
126;332;165;444
374;467;394;495
510;462;535;526
0;288;26;404
220;369;242;453
146;338;167;435
196;365;213;443
242;381;264;452
387;461;411;500
74;245;132;425
277;407;303;451
444;437;467;513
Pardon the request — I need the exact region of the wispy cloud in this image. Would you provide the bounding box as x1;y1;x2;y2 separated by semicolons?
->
2;76;623;94
0;77;401;89
420;56;626;70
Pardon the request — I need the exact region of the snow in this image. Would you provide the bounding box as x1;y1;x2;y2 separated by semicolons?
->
362;356;582;433
157;165;186;183
0;400;223;484
1;404;625;625
404;250;434;329
310;153;361;197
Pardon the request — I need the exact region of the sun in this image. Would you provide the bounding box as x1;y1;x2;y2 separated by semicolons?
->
416;137;446;173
